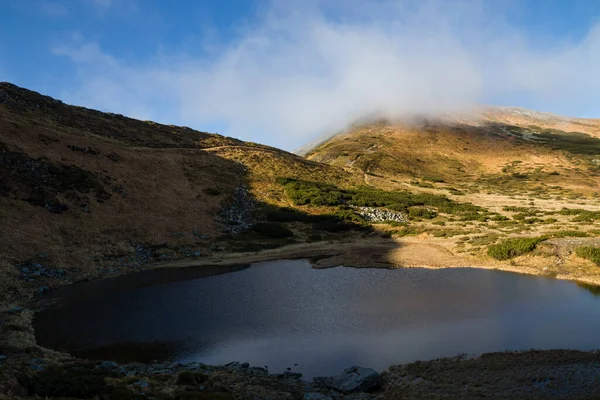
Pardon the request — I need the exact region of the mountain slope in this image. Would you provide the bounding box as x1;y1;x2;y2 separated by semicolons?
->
306;110;600;204
0;83;356;271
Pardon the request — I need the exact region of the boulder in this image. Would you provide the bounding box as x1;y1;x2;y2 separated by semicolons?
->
327;366;383;393
97;361;118;370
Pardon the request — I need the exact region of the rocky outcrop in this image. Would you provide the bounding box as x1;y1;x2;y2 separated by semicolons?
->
351;206;406;223
314;366;383;394
220;186;256;234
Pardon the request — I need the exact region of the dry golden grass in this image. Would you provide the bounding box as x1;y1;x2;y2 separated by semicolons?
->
0;84;363;270
307;117;600;212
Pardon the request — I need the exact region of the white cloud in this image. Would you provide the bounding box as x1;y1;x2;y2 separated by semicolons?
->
51;0;600;150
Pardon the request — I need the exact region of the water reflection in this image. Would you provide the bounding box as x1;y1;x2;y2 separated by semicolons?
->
34;260;600;379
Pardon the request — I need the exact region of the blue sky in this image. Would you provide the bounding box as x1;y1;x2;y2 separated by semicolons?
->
1;0;600;149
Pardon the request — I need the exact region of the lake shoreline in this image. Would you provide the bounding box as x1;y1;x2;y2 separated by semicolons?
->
4;238;600;398
152;236;600;287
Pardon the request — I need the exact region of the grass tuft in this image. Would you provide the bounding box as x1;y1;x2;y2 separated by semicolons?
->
487;237;547;260
575;246;600;265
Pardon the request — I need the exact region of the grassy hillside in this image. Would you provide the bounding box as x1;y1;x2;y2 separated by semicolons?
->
0;83;363;274
4;83;600;281
5;85;600;400
306;115;600;201
301;112;600;280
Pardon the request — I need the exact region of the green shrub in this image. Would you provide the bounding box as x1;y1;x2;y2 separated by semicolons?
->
432;229;464;238
469;234;500;246
549;230;588;238
522;217;544;225
503;206;536;213
422;175;445;183
487;237;547;260
277;178;483;216
558;208;586;215
447;188;464;195
330;207;365;223
279;179;345;206
575;246;600;265
395;225;423;237
459;212;487;221
408;207;438;219
252;223;294;238
572;211;600;222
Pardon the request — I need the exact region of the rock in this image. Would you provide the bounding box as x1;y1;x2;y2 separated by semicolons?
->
29;358;46;372
276;371;303;380
45;200;68;213
241;362;250;368
220;186;256;234
351;206;407;223
36;285;50;294
182;361;201;369
312;376;333;388
304;393;333;400
133;380;150;389
247;367;268;376
225;361;243;372
152;369;171;375
134;245;153;264
98;361;118;370
327;366;383;393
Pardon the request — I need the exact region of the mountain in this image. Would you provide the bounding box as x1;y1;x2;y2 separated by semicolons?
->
4;83;600;399
305;107;600;206
0;83;356;273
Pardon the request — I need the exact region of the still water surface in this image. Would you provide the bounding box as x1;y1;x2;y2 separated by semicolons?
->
34;260;600;378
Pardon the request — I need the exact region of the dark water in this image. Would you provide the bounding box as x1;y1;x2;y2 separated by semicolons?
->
34;260;600;379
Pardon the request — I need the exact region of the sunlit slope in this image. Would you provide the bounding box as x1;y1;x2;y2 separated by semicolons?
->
306;112;600;200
